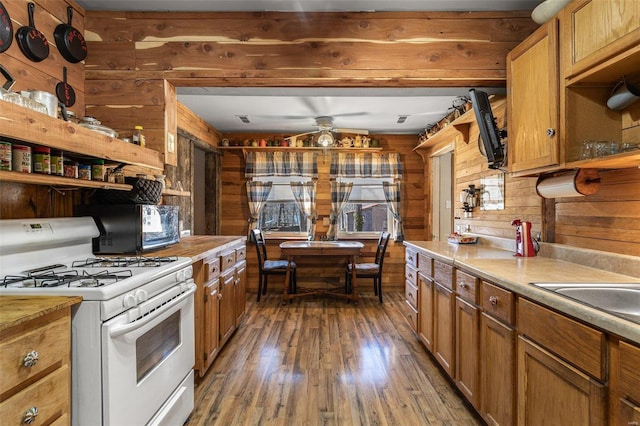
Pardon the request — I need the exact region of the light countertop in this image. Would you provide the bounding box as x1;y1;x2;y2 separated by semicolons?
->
404;241;640;344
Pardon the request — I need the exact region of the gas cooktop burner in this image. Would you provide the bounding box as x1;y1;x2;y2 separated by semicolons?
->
2;268;135;288
73;256;180;268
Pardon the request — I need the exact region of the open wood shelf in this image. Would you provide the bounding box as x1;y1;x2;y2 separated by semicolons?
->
0;170;133;190
162;188;191;197
0;100;164;171
220;146;383;152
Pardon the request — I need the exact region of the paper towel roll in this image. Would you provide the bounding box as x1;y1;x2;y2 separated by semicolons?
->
536;169;601;198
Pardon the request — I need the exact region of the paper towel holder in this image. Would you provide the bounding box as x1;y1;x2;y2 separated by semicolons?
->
536;169;601;199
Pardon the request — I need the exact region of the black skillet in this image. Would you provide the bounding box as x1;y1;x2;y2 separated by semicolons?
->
15;2;49;62
0;1;13;53
54;6;87;63
56;67;75;107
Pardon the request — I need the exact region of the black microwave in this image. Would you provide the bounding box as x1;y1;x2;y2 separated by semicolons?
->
82;204;180;254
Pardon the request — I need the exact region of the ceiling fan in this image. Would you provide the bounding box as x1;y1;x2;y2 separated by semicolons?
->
285;116;369;146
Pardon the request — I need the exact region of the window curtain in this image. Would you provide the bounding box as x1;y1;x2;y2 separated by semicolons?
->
245;151;318;178
383;181;404;242
290;181;317;239
326;181;353;241
329;152;403;179
245;181;273;238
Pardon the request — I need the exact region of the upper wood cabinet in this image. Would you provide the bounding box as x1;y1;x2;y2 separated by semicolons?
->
561;0;640;79
507;19;560;174
507;0;640;175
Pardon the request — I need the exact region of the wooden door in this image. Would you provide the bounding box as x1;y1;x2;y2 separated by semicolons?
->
517;336;607;426
434;282;455;377
203;282;220;373
418;274;434;352
219;269;236;346
455;297;479;408
235;261;247;325
480;313;516;426
507;19;560;173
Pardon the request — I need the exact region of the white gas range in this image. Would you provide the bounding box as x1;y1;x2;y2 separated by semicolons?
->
0;217;196;426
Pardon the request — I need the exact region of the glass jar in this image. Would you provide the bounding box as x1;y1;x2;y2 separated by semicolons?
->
33;146;50;174
50;150;64;176
92;159;105;181
78;164;91;180
133;126;146;147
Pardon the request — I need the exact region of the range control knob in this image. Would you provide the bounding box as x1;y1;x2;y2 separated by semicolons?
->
123;294;137;308
134;289;148;303
184;266;193;279
176;269;185;282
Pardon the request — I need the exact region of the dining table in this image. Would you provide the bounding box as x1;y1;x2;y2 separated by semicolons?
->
279;240;364;303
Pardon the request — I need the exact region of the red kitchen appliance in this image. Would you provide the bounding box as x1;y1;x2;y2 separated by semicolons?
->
511;219;536;257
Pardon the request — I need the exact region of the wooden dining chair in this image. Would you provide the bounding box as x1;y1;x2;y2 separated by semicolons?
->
345;231;391;303
252;228;296;301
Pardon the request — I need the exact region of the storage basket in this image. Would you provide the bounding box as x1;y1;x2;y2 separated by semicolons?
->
92;177;163;204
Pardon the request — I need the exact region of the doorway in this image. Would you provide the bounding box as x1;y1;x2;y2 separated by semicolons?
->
431;151;453;241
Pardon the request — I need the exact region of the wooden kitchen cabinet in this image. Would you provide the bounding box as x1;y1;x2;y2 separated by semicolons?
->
417;273;434;352
403;249;419;331
202;255;221;375
0;297;80;426
234;260;247;325
507;18;560;174
517;299;607;426
434;281;455;377
454;270;480;409
561;0;640;79
479;281;516;426
219;268;237;347
611;340;640;426
517;336;607;426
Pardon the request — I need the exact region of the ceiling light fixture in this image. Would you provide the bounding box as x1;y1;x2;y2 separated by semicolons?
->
317;130;334;147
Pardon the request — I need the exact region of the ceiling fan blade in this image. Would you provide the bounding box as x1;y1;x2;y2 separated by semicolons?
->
284;130;320;140
334;128;369;135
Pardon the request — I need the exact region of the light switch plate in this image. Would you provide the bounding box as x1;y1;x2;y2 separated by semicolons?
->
167;132;176;153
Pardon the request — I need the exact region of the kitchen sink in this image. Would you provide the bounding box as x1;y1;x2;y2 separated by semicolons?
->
532;283;640;323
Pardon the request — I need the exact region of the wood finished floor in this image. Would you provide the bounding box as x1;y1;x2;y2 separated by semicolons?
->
186;291;483;425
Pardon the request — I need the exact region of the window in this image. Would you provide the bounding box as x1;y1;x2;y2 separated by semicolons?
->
337;177;394;238
255;176;310;236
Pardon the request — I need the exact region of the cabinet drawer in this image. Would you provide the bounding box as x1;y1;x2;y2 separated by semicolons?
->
405;249;418;269
405;265;417;286
619;341;640;403
480;281;515;325
220;250;236;271
205;257;221;282
418;253;433;277
518;298;606;380
235;246;246;262
0;364;69;425
455;270;478;304
405;281;418;310
403;301;418;331
434;260;453;289
0;313;70;395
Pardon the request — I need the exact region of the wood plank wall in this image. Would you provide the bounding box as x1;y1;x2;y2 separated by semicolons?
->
219;135;424;292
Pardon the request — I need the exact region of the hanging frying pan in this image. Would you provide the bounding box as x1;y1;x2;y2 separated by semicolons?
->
15;2;49;62
56;66;75;107
54;6;87;63
0;1;13;53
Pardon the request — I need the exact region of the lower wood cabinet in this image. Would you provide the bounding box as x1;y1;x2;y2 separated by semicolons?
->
480;313;515;426
454;297;479;408
418;273;434;352
219;268;237;346
203;280;220;372
613;340;640;426
517;336;607;426
235;261;247;325
434;282;455;377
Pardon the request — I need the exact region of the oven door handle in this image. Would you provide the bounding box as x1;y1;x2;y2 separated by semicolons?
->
108;284;196;341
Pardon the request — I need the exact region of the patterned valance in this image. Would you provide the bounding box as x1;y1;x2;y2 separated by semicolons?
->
329;152;403;179
245;151;318;178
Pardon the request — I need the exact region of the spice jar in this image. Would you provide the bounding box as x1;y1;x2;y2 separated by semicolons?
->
78;164;91;180
33;147;51;174
64;160;78;178
0;141;11;171
50;150;64;176
92;159;105;181
12;145;32;173
132;126;146;147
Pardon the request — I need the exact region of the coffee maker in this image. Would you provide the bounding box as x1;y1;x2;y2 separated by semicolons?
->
511;219;536;257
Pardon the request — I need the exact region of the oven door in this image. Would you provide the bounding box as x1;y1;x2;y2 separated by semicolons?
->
102;283;195;426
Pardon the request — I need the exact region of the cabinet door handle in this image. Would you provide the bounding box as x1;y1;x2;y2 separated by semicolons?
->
489;295;498;306
459;283;468;289
546;128;556;137
23;351;39;368
23;407;38;424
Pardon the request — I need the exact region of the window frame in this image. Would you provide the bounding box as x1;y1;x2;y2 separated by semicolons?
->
254;176;311;238
336;177;395;239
